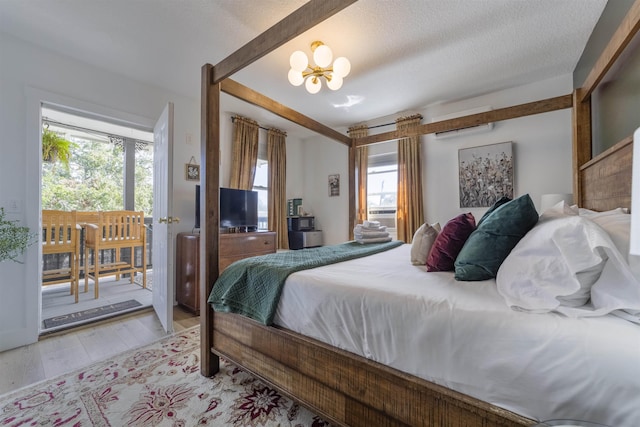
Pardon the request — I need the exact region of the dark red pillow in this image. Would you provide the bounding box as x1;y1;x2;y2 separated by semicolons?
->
426;213;476;272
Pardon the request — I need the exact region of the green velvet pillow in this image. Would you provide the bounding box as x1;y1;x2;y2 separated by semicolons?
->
454;194;538;281
476;196;511;227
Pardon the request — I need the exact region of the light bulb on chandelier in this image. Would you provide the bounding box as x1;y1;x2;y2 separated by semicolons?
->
287;41;351;94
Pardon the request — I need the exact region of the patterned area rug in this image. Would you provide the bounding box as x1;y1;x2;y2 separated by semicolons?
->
0;327;331;426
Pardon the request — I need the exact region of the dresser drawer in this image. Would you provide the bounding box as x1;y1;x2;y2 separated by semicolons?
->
220;232;276;271
175;232;200;314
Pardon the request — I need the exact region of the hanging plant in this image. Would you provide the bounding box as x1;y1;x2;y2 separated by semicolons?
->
0;208;36;263
42;127;75;169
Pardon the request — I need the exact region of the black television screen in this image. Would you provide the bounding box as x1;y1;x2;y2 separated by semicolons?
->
195;185;201;229
220;187;258;231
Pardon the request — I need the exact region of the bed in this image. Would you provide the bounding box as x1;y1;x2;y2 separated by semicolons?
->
199;1;640;426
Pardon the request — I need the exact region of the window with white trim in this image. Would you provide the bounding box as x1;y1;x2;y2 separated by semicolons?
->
367;151;397;237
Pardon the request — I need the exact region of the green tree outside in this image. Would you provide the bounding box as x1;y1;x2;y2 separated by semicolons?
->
42;136;153;216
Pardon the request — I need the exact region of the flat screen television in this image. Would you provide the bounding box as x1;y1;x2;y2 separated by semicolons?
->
195;185;201;229
220;187;258;231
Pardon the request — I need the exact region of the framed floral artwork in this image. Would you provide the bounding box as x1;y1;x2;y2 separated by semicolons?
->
458;141;513;207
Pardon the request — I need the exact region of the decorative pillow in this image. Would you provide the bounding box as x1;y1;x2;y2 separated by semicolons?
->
410;222;441;265
454;194;539;281
426;213;475;272
476;196;511;227
496;215;611;311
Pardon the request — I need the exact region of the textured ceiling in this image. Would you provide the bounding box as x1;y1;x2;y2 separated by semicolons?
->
0;0;607;137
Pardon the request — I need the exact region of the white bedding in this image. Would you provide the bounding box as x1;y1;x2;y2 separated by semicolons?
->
273;243;640;426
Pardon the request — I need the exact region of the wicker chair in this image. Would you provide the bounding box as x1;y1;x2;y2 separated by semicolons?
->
42;210;81;303
84;210;147;299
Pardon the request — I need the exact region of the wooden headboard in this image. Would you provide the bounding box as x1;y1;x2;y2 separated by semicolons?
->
580;136;633;211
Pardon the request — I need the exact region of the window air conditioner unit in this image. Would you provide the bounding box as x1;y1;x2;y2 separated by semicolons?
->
433;106;493;139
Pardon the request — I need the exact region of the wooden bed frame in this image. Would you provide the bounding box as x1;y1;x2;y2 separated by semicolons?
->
199;1;640;425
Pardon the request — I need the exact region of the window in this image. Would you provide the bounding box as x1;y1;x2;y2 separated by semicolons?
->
253;139;268;230
367;151;397;234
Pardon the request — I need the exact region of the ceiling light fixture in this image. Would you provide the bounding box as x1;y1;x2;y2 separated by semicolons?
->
288;41;351;94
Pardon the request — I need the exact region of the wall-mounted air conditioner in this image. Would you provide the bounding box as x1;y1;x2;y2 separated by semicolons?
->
432;106;493;139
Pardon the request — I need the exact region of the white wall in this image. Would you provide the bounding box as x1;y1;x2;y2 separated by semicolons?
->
285;138;305;199
301;136;350;245
0;33;200;350
424;74;573;224
300;74;573;244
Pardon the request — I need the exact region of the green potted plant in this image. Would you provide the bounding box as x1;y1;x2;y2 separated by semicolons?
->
0;208;36;263
42;127;75;169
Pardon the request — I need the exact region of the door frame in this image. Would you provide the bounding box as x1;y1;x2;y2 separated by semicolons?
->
22;88;159;344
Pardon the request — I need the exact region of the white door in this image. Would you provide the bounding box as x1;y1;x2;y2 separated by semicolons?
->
152;103;174;333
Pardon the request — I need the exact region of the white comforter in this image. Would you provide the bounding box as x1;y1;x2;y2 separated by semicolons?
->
273;244;640;426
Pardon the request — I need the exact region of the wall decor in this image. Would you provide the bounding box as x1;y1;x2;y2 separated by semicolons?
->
185;156;200;181
329;173;340;197
458;141;513;208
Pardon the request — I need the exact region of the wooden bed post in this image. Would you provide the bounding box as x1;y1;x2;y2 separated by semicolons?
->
200;0;357;379
348;138;356;240
572;89;592;207
200;63;221;376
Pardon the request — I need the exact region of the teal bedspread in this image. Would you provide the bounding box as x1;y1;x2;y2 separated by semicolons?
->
208;240;403;325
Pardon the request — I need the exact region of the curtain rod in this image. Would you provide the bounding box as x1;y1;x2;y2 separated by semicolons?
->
231;116;286;134
347;114;423;133
42;117;152;146
347;122;394;133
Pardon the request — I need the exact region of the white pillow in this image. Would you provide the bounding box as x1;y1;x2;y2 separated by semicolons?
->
497;216;612;312
410;222;441;265
580;210;631;262
498;215;640;320
540;200;578;220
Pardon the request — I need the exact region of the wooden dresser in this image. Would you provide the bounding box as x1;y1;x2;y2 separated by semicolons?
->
175;231;276;314
175;232;200;314
220;231;276;272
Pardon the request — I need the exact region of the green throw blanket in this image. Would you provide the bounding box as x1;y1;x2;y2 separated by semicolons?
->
208;240;403;325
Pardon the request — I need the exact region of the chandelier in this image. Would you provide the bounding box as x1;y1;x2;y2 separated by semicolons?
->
287;41;351;94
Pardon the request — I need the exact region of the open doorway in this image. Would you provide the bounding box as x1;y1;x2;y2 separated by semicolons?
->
40;105;155;333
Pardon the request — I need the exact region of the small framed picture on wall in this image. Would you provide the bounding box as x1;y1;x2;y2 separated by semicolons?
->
185;163;200;181
329;173;340;197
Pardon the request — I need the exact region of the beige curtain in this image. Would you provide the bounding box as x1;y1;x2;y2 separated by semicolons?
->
229;116;259;190
267;128;289;249
349;125;369;226
396;114;424;243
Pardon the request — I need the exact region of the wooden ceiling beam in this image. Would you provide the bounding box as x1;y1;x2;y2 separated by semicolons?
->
579;0;640;102
221;79;351;145
354;94;573;146
212;0;357;83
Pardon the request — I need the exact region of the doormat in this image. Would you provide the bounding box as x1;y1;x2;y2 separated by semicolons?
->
43;299;143;329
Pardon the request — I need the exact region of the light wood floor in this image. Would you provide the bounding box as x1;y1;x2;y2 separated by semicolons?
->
0;306;199;396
